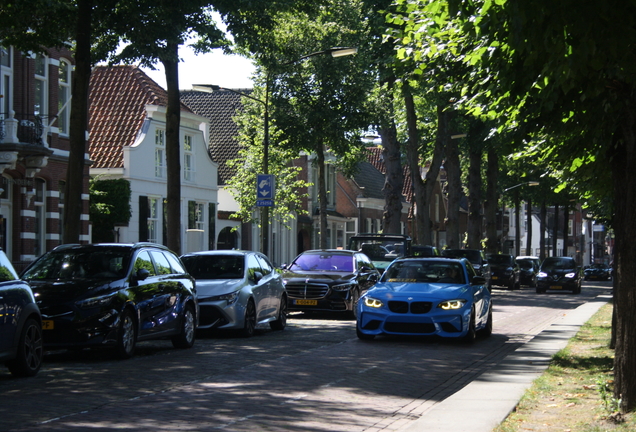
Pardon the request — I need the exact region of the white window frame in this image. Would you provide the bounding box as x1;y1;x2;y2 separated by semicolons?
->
194;202;204;231
155;129;166;178
147;197;160;243
34;179;46;257
183;134;194;182
1;45;12;118
34;54;48;117
58;59;71;135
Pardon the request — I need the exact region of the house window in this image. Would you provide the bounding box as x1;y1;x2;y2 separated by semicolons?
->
1;45;11;117
568;219;573;236
155;129;165;178
58;59;71;135
34;54;48;117
183;135;193;181
312;163;336;207
34;179;46;257
147;197;160;243
188;201;204;230
345;220;356;246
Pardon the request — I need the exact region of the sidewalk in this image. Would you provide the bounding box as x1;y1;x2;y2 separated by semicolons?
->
400;294;611;432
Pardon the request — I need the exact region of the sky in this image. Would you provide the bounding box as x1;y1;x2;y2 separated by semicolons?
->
141;45;256;91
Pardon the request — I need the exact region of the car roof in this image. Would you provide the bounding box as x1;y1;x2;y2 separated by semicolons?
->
516;256;539;260
181;249;257;257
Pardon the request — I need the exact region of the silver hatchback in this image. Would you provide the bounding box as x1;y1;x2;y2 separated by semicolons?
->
180;250;287;337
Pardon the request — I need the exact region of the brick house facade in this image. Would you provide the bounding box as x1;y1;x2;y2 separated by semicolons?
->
0;45;90;270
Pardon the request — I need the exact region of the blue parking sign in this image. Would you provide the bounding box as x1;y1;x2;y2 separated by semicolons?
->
257;174;274;204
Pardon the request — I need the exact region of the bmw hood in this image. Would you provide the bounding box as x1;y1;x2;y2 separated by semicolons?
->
366;282;469;299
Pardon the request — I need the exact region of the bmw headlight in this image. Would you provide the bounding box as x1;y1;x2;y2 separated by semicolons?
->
565;272;576;279
438;299;467;310
76;293;116;309
537;271;548;278
208;291;240;304
363;297;384;308
332;283;355;291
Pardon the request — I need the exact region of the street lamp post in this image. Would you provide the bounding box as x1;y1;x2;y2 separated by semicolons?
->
204;47;357;257
500;181;539;253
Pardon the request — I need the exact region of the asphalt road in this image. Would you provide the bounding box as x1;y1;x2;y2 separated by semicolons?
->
0;281;612;432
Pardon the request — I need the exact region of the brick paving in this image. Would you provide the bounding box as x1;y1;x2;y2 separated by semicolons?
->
0;284;610;432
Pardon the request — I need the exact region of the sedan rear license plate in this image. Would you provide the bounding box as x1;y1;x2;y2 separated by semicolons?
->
295;299;318;306
550;286;562;290
42;320;55;330
492;276;498;280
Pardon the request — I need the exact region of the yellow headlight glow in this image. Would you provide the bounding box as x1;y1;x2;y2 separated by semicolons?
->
363;297;384;308
438;299;466;310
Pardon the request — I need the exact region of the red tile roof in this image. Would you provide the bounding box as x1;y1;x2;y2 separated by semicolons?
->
89;65;192;169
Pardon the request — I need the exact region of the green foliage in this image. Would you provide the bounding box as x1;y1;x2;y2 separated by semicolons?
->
226;90;310;226
89;178;132;242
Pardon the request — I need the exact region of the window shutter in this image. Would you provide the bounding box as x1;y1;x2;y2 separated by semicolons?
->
208;203;216;249
139;196;148;241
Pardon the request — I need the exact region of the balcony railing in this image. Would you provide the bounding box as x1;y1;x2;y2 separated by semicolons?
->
0;112;54;146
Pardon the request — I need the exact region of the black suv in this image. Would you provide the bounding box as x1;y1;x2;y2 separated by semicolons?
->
281;249;380;318
536;256;582;294
487;254;520;290
441;249;492;288
21;243;198;358
0;250;43;377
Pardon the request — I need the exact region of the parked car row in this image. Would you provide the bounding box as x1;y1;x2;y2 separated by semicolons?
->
2;241;607;377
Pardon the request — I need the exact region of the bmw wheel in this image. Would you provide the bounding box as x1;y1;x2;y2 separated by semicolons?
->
477;306;493;338
463;310;476;344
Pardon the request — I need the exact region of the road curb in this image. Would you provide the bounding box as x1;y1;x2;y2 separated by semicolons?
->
399;294;610;432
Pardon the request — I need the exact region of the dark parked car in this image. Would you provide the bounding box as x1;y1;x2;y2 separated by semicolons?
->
488;254;520;290
411;245;440;257
536;256;582;294
441;249;491;288
180;250;287;337
348;234;412;272
21;243;198;358
584;263;611;281
281;249;380;317
0;250;43;377
516;256;540;287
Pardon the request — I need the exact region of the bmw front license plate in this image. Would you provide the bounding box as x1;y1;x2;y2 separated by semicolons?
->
550;285;562;290
295;299;318;306
42;320;55;330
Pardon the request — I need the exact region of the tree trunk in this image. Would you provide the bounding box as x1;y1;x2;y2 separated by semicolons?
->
525;198;533;255
420;106;448;247
380;122;404;235
612;112;636;412
514;189;521;256
162;42;181;254
540;200;547;260
467;143;482;249
63;0;92;244
445;128;461;249
402;82;426;244
484;148;499;255
316;144;328;249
